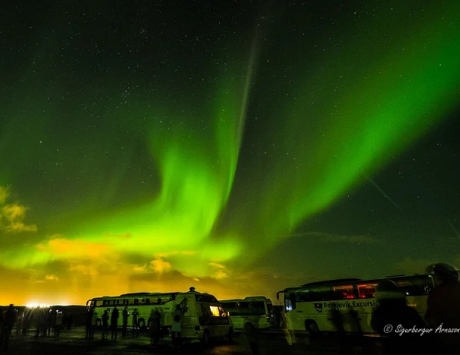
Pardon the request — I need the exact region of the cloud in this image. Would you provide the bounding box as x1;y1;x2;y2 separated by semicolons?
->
36;237;109;259
209;262;228;279
150;258;172;274
209;262;226;269
0;192;37;232
32;274;60;283
132;264;147;273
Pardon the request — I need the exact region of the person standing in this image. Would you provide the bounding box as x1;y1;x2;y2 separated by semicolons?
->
244;323;260;355
171;304;185;347
132;308;139;336
101;310;109;340
122;306;129;336
85;308;94;339
149;309;162;349
425;262;460;355
0;304;17;351
111;307;119;340
279;311;294;346
54;310;63;337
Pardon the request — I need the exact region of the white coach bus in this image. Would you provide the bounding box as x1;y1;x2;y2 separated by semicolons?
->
220;296;274;331
86;287;233;343
276;274;434;334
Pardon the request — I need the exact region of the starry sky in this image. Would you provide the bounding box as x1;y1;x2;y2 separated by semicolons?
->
1;0;460;306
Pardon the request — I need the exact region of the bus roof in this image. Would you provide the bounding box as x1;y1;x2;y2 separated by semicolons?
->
301;278;362;287
243;296;270;300
278;274;433;293
88;289;221;303
220;299;244;303
119;292;179;297
220;296;271;303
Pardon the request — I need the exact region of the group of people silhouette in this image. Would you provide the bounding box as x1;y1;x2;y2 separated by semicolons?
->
84;302;183;349
370;262;460;355
84;305;141;341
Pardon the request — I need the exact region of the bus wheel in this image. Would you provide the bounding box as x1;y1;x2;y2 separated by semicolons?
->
305;320;319;335
202;330;210;345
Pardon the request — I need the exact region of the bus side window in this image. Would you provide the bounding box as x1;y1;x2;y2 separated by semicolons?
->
332;285;354;300
248;301;265;315
357;284;377;299
395;276;433;296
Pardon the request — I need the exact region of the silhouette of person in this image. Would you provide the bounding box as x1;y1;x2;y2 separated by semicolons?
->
149;309;161;348
371;279;427;355
47;308;55;336
244;323;260;355
279;311;294;345
85;307;94;339
0;304;17;351
111;307;119;340
101;310;109;340
132;308;139;336
171;304;185;347
0;304;17;350
54;310;63;337
330;304;347;353
122;306;129;336
22;310;30;335
425;262;460;355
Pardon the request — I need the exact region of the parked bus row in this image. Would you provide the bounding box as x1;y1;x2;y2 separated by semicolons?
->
85;273;435;343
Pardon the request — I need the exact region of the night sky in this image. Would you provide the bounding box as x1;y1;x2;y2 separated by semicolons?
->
1;0;460;306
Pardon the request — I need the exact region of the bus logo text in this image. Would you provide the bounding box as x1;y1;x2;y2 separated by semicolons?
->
314;300;378;313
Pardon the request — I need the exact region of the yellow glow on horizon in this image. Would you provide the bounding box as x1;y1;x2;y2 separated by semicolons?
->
25;303;51;308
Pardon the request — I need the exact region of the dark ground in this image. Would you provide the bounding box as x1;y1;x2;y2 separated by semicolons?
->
1;326;386;355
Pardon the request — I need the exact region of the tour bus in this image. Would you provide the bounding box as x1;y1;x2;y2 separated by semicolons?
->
86;287;233;343
276;274;434;334
220;296;274;331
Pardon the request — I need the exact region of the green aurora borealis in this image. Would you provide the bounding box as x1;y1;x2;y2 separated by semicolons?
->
1;1;460;304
